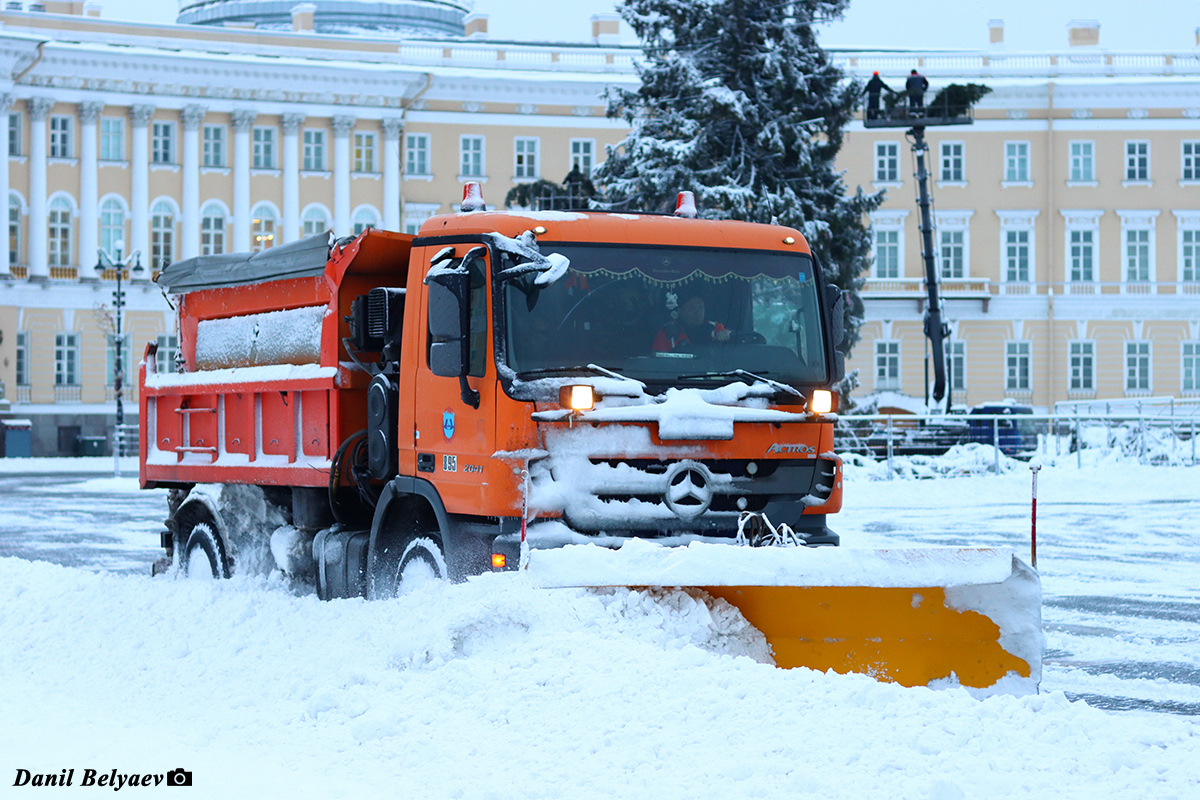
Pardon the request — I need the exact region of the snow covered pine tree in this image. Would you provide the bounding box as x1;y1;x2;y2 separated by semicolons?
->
595;0;883;363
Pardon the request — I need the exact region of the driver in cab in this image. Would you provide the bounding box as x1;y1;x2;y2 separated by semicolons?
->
653;296;731;352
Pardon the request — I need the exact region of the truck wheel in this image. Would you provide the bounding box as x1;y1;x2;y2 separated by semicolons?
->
182;521;230;580
390;536;446;597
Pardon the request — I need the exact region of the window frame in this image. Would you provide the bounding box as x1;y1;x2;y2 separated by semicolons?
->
99;198;125;260
1125;340;1152;393
405;132;430;176
47;196;73;267
202;124;226;168
251;203;276;252
1068;140;1094;183
1005;341;1031;392
1124;140;1150;182
8;112;20;158
514;136;539;180
49;114;73;160
1068;340;1095;392
303;128;326;171
150;201;176;270
156;334;178;375
8;192;22;265
100;116;125;162
55;332;80;386
252;126;277;170
947;340;966;392
874;340;901;391
570;138;596;177
200;203;226;256
1183;141;1200;182
151;120;175;165
874;141;900;184
939;140;964;183
15;330;30;387
1183;341;1200;393
459;135;485;178
1004;140;1030;184
353;131;377;173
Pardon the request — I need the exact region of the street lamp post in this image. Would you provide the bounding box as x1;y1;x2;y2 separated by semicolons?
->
95;242;143;475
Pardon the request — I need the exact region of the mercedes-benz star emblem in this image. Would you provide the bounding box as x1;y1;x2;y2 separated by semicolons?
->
664;461;714;519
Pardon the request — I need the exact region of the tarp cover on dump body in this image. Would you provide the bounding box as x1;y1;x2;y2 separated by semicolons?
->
156;231;333;294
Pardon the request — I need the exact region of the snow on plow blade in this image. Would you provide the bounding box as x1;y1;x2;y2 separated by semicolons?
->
529;543;1043;695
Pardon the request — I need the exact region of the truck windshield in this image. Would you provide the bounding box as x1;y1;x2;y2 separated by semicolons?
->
501;244;828;387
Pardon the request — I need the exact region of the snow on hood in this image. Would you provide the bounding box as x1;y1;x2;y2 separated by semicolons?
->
532;384;808;440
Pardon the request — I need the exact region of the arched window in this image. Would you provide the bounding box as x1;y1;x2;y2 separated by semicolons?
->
8;193;21;266
100;199;125;261
251;204;276;253
353;206;379;236
151;201;175;270
48;197;73;267
201;203;226;256
302;206;328;238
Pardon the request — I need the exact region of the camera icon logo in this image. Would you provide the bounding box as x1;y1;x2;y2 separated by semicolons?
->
166;769;193;787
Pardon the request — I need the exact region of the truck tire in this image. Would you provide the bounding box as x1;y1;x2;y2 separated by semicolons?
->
182;521;230;579
383;536;446;597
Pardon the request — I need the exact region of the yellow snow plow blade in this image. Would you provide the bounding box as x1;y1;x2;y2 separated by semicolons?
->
529;542;1043;694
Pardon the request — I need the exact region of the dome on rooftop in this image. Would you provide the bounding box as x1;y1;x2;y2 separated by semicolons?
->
176;0;472;38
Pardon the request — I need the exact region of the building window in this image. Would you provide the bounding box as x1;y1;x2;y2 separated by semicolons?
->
874;142;899;182
939;230;964;278
8;193;20;265
947;340;966;392
875;341;900;391
48;197;72;267
1005;341;1031;391
49;115;72;159
253;127;276;169
354;132;376;173
1004;141;1029;182
1125;141;1149;181
152;121;175;165
353;207;379;236
1184;342;1200;392
1125;341;1151;392
251;204;275;252
156;334;178;375
16;331;29;387
1183;229;1199;283
303;129;325;171
514;137;539;179
55;332;79;386
151;201;175;269
302;207;328;237
939;142;963;182
1068;229;1095;282
1004;229;1031;282
460;135;484;177
873;229;900;278
203;125;225;168
1069;141;1094;182
1069;341;1094;392
405;133;429;175
100;117;124;161
8;112;20;157
1124;228;1151;282
100;199;125;260
1183;141;1200;182
571;138;595;177
200;203;225;256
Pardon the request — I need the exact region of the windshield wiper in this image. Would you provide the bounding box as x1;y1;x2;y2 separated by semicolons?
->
516;363;636;382
676;369;802;398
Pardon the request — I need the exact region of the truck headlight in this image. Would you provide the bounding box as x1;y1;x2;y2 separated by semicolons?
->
561;384;595;412
810;390;833;415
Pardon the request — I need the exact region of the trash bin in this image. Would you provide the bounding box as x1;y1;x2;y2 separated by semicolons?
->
76;435;107;457
1;419;32;458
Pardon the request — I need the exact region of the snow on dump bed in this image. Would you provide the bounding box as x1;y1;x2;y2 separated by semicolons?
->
2;557;1196;799
195;305;325;370
144;363;336;389
528;538;1018;589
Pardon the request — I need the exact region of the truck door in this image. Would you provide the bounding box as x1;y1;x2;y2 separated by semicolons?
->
412;246;497;515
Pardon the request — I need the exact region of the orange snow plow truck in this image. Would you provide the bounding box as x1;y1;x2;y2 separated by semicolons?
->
141;187;1042;694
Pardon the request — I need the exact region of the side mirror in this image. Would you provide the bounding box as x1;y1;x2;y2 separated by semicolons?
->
427;271;469;378
825;284;845;348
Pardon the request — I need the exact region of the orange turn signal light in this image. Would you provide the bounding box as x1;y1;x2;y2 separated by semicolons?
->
491;553;506;569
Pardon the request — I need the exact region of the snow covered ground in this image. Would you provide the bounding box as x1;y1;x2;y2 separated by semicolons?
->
1;456;1198;797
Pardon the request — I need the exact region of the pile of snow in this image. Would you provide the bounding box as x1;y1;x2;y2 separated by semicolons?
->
2;558;1197;797
841;443;1026;481
0;456;139;475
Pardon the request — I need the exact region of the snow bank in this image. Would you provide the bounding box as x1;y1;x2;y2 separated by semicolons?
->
529;539;1019;589
1;557;1196;799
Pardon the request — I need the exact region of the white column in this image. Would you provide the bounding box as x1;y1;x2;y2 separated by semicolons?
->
78;101;103;275
231;109;256;252
382;117;403;233
27;96;53;280
332;115;355;235
281;113;304;243
129;104;154;270
0;94;13;278
180;104;205;260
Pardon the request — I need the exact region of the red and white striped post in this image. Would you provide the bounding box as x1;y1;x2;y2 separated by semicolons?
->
1029;462;1041;569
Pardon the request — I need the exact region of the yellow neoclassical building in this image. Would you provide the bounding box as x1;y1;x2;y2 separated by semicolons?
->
0;7;1197;453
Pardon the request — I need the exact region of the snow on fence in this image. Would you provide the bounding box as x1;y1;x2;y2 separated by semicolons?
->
835;410;1200;478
